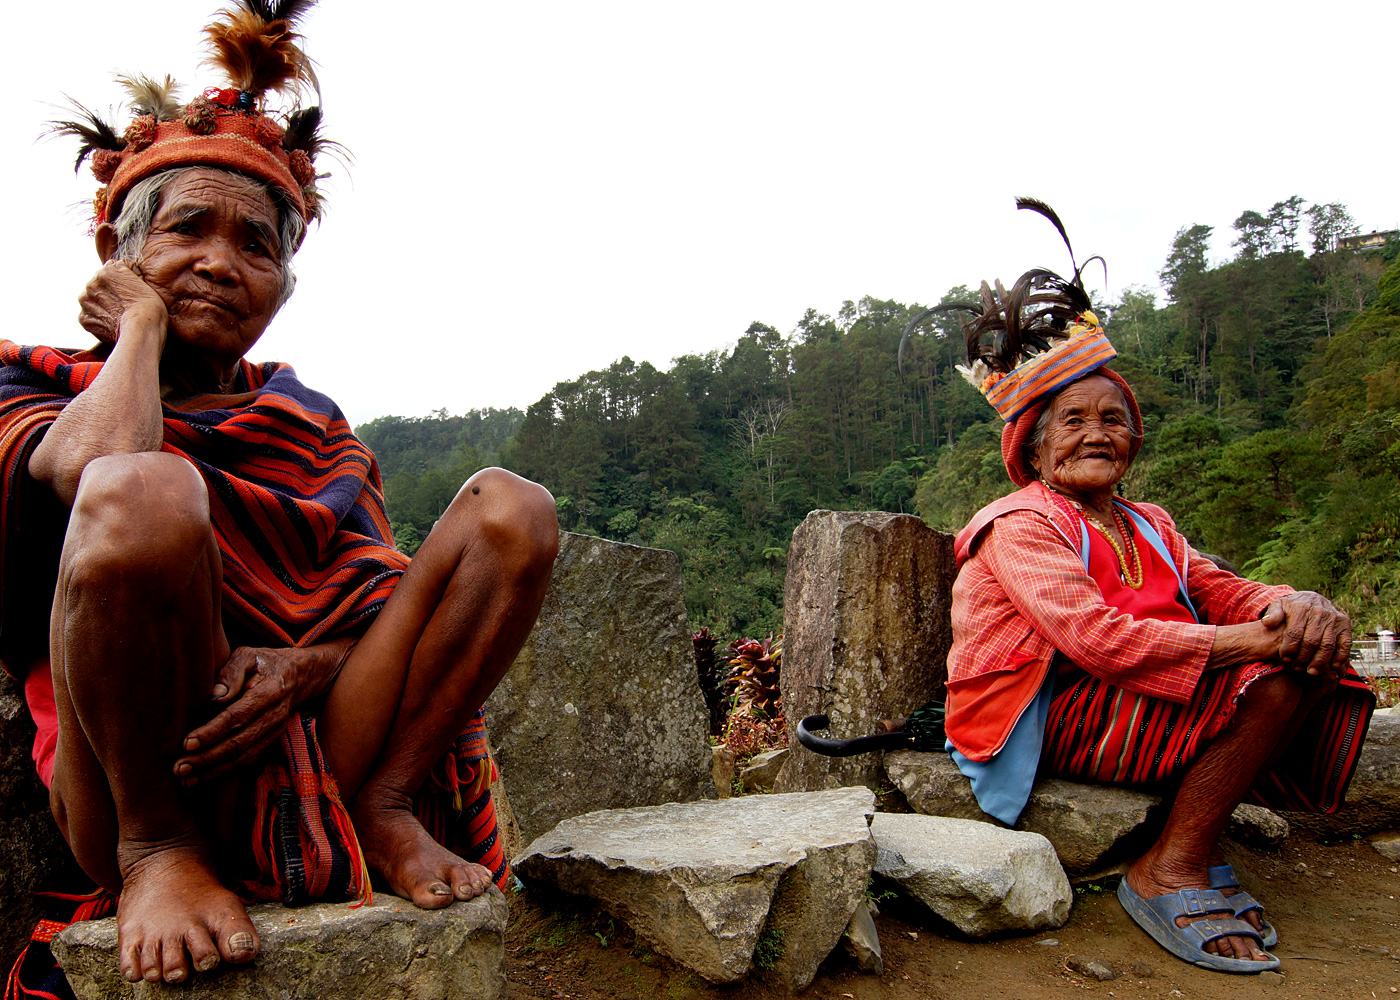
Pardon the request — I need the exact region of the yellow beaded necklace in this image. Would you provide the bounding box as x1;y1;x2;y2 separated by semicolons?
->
1082;504;1143;589
1040;481;1144;589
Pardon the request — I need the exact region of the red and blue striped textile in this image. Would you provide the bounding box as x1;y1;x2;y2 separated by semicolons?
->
0;340;410;662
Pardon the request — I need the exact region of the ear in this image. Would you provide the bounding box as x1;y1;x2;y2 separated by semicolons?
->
95;223;119;263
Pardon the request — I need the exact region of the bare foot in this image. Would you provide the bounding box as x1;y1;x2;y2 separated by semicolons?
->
1125;856;1269;963
116;845;258;983
355;794;493;908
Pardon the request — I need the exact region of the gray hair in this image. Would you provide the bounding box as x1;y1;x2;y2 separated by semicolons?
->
1027;375;1141;459
112;167;304;309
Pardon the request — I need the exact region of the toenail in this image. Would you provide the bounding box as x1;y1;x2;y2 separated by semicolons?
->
166;969;186;983
431;882;452;896
198;954;219;972
144;969;161;981
228;931;255;956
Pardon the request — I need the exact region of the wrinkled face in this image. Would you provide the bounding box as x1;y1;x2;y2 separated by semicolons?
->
1030;375;1135;498
135;168;283;366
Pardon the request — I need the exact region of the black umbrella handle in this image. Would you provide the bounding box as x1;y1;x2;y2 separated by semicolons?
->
795;714;915;758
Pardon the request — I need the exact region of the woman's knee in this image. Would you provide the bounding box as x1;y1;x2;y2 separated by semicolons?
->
1237;670;1306;721
63;453;214;596
452;467;559;570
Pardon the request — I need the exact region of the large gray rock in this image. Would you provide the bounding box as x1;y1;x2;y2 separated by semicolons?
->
883;750;1163;875
1283;714;1400;837
775;511;955;795
515;787;877;991
487;532;713;848
871;813;1071;937
1;673;79;972
52;892;508;1000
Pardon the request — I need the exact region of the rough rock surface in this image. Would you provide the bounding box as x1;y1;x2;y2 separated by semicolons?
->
870;813;1071;937
1228;803;1290;848
1369;831;1400;862
1;673;79;971
883;751;1163;875
52;892;508;1000
712;746;736;799
775;511;955;794
739;748;789;793
1282;715;1400;838
487;532;713;847
515;787;877;990
839;898;883;975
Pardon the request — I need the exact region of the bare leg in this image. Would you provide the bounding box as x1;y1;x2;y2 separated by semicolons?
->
49;453;256;983
318;467;558;907
1125;672;1318;962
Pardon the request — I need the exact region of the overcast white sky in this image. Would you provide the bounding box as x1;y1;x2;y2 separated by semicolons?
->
4;1;1394;426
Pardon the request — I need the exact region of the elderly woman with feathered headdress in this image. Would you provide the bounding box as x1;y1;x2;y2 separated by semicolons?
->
0;2;557;990
903;201;1374;975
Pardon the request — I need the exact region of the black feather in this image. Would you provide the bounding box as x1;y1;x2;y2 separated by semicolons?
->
242;0;318;24
1073;254;1109;293
48;101;125;173
898;302;979;374
1016;196;1077;273
282;105;320;151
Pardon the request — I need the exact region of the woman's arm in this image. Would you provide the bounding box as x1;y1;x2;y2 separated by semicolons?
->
28;261;168;507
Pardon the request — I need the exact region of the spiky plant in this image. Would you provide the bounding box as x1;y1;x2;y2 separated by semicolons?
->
723;633;782;720
692;627;727;736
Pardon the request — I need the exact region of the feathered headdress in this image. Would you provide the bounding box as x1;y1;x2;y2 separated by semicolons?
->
899;198;1117;422
49;0;337;227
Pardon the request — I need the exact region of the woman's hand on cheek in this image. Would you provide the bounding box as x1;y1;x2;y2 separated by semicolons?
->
78;260;168;347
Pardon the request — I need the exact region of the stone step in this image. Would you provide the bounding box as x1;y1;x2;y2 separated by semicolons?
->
52;892;508;1000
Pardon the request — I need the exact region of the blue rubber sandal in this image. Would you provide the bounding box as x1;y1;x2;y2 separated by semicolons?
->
1117;880;1280;974
1207;863;1278;949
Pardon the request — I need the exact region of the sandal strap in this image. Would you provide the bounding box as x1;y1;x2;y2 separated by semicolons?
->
1227;890;1264;919
1176;887;1236;919
1179;916;1265;949
1206;864;1240;890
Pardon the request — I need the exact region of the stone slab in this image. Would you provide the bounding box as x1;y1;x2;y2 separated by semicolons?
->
516;787;876;990
52;892;508;1000
884;750;1163;875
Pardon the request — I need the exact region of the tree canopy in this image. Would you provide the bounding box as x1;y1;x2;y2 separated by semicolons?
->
359;197;1399;635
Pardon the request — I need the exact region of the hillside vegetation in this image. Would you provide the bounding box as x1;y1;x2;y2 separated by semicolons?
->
357;199;1399;636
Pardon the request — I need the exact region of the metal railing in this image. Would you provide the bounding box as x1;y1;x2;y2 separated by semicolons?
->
1351;636;1399;676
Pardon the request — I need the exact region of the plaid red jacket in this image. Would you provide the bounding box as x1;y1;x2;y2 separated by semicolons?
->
946;482;1292;761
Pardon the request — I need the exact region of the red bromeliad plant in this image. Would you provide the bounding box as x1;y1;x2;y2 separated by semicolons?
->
721;633;786;760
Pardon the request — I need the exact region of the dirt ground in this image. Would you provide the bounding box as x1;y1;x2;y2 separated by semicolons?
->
504;834;1400;1000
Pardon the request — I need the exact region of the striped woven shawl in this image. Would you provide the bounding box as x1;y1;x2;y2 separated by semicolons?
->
0;340;409;663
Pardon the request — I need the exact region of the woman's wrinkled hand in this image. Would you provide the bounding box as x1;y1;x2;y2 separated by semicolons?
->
174;641;353;785
1259;592;1352;691
78;260;168;346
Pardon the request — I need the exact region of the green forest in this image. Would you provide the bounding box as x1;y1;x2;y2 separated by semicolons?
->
358;197;1400;639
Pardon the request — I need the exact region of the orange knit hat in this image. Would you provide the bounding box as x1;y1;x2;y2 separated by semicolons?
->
54;1;332;226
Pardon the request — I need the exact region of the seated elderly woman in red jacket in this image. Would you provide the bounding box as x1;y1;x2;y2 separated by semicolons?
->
935;203;1372;976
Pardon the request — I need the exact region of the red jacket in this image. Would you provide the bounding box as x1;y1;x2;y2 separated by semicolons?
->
945;482;1291;761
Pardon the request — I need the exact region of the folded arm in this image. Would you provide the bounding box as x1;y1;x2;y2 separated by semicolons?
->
979;512;1291;702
